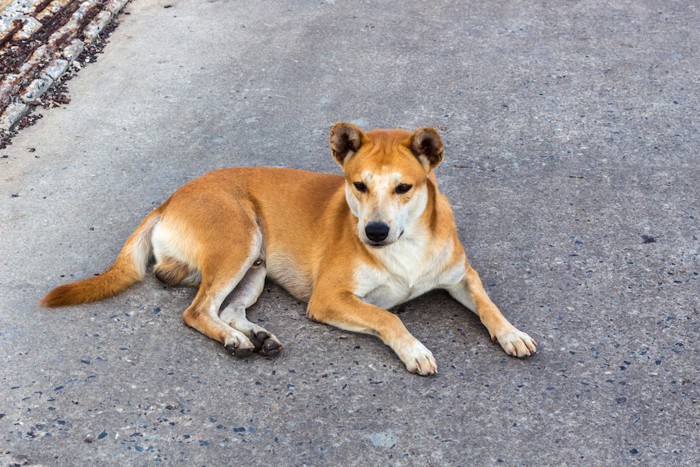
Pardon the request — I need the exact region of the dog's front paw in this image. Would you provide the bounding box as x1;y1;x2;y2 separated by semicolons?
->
495;327;537;357
395;338;438;376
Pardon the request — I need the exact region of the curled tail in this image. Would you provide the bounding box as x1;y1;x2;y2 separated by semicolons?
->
40;209;161;307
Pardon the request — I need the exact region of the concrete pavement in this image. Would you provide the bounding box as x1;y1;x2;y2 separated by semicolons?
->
1;0;698;464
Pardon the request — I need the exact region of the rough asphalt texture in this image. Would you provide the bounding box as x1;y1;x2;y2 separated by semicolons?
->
1;0;698;465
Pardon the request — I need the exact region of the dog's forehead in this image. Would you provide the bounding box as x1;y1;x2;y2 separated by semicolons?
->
345;130;426;180
348;156;423;183
361;170;402;184
365;128;412;142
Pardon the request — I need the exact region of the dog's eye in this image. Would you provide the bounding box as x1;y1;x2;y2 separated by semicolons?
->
353;181;368;193
395;184;412;194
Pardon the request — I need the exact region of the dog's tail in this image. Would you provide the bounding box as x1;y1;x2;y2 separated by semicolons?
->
40;209;161;307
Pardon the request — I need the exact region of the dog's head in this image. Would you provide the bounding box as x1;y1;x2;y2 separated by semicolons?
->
330;123;444;248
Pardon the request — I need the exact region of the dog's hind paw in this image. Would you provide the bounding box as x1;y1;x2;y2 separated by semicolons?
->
250;330;283;356
495;328;537;358
245;328;282;357
224;336;255;358
261;338;283;356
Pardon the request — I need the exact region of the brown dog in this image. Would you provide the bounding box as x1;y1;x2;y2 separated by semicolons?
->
41;123;537;375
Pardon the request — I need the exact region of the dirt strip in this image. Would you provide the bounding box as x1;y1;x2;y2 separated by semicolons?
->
0;0;130;148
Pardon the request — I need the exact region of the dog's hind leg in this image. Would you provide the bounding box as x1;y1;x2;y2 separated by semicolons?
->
182;270;256;357
181;221;264;358
154;256;201;287
152;223;202;287
219;259;283;356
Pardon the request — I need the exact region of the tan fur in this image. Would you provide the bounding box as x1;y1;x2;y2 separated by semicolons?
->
41;124;537;374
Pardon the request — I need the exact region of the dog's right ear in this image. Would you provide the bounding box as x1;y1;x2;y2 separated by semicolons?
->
330;122;367;165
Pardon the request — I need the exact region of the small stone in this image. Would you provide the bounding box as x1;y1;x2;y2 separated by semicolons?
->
63;39;85;61
0;102;30;131
43;59;69;81
20;76;53;105
13;17;42;40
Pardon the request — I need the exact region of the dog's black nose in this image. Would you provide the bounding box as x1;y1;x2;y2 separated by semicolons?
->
365;222;390;242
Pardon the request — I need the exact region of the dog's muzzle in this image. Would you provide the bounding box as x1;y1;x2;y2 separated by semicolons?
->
365;222;390;245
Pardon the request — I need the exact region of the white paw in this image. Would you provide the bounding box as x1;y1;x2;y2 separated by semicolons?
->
223;333;255;358
495;328;537;357
395;338;438;376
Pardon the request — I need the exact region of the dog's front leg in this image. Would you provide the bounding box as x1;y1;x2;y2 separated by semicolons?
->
447;261;537;357
307;292;437;375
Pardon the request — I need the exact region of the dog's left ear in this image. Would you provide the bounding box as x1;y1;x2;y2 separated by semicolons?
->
406;128;444;171
330;122;367;165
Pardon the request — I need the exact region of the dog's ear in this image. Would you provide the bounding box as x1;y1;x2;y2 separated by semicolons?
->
330;122;367;165
406;128;444;171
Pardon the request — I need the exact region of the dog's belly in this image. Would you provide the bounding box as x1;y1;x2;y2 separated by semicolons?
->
266;251;313;302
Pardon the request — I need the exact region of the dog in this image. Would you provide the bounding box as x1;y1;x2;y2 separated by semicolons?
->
41;123;537;375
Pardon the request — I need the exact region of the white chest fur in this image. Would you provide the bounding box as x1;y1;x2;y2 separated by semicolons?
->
353;232;466;310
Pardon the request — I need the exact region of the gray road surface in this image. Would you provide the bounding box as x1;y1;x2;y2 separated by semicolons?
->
1;0;698;464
